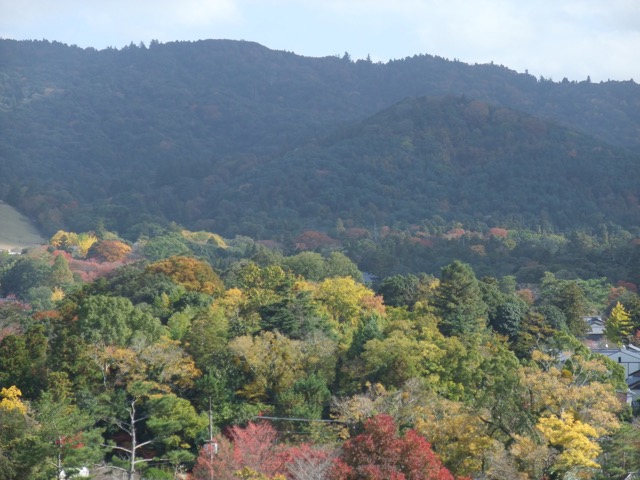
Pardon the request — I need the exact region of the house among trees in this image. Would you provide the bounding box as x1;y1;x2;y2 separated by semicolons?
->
591;344;640;405
583;315;606;348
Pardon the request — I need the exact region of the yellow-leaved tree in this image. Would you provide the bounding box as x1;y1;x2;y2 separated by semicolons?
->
75;233;98;257
604;301;634;345
312;276;384;350
536;412;601;470
0;386;27;415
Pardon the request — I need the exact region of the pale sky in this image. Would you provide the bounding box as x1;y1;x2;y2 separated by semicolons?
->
1;0;639;82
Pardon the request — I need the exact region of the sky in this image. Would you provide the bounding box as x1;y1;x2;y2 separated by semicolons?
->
1;0;639;83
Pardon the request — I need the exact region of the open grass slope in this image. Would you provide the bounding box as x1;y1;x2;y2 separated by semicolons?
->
0;202;45;250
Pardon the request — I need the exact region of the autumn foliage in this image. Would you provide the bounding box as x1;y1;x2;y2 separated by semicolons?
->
294;230;340;251
192;421;332;480
89;239;132;262
146;256;224;295
332;414;459;480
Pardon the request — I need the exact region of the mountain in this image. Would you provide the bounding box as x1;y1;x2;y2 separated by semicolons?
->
0;38;639;238
199;95;640;236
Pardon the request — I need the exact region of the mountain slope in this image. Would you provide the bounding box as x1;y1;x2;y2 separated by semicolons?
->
0;39;639;237
206;96;640;236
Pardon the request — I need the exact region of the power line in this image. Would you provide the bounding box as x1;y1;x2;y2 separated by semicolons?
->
255;415;349;424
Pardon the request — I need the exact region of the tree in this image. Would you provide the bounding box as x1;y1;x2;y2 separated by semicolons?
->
185;305;229;369
536;412;601;473
488;300;525;340
147;256;224;296
414;394;493;476
49;254;74;287
30;376;103;480
143;235;191;261
76;295;164;347
285;444;335;480
512;310;557;359
539;273;589;337
604;301;634;345
283;252;326;281
146;393;208;469
325;252;363;282
275;373;331;420
50;230;97;258
90;339;201;480
0;257;52;299
376;274;434;309
432;261;487;337
228;331;304;401
193;421;330;480
313;277;384;350
598;419;640;478
192;421;283;480
360;319;449;388
75;232;98;257
332;414;457;480
0;385;34;480
90;239;132;262
0;325;48;398
0;386;26;416
259;288;327;339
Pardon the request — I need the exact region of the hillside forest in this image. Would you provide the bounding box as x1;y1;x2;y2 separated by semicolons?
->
0;226;639;479
0;38;640;480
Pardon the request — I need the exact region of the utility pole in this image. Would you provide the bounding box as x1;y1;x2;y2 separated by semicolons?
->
207;397;217;480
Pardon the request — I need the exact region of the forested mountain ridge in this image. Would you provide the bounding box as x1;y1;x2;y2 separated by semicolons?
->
0;38;639;239
3;38;640;480
207;95;640;236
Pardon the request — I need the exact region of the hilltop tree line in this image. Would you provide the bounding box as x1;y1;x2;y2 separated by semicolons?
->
0;227;639;479
1;40;639;242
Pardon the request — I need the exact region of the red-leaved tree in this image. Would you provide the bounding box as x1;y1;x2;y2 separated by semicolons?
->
192;421;333;480
331;414;459;480
193;422;281;480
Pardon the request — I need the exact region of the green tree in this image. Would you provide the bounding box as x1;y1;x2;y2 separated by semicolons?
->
377;273;433;308
0;325;48;398
325;251;363;282
432;261;488;337
91;339;201;480
0;386;34;480
313;276;385;350
143;234;191;261
30;375;103;480
76;295;164;347
49;254;74;288
146;394;208;468
539;273;589;337
282;251;326;281
185;305;229;369
598;419;640;478
0;257;52;299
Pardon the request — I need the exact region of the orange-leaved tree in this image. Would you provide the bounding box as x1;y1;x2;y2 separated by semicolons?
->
146;256;224;295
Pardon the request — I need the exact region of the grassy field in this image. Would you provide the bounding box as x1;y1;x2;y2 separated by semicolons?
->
0;202;46;251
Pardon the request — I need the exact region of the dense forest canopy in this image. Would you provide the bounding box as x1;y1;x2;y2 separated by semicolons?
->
1;37;640;480
0;38;639;244
0;227;639;479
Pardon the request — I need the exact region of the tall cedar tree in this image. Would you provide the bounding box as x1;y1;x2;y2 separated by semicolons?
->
432;261;487;337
